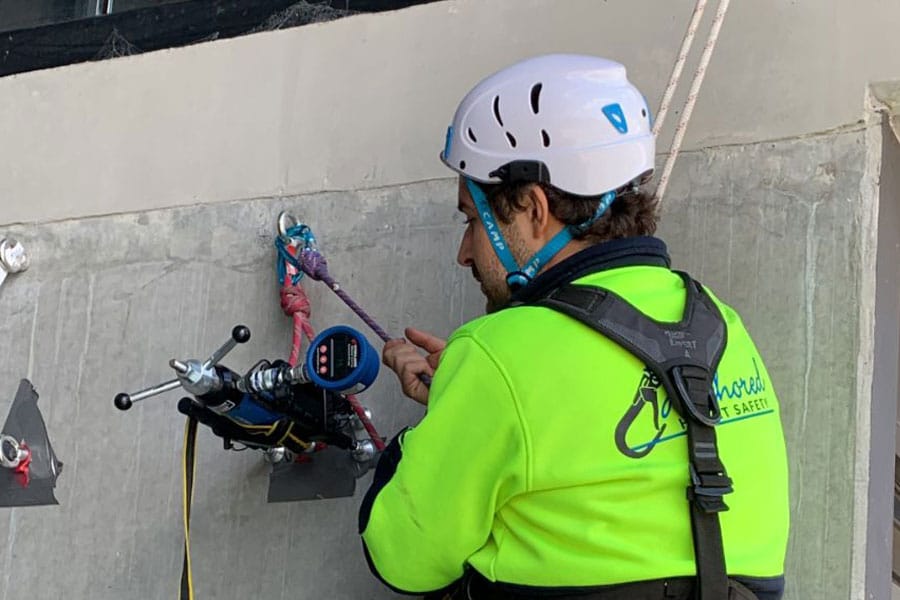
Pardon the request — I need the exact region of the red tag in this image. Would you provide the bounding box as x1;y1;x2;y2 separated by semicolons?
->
13;442;31;487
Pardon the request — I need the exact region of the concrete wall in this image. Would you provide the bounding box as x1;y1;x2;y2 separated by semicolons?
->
0;125;879;600
0;0;898;598
0;181;478;599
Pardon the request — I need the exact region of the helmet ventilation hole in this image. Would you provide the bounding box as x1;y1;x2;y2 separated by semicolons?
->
492;96;504;127
541;129;551;147
459;160;466;170
505;132;517;148
642;108;647;118
530;83;542;114
467;128;478;143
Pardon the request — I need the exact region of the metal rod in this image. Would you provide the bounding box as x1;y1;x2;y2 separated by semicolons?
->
129;379;182;403
204;339;237;369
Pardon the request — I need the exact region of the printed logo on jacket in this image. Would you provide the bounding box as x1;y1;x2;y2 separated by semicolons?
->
615;358;773;458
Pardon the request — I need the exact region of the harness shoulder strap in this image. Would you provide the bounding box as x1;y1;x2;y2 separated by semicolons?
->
534;271;732;600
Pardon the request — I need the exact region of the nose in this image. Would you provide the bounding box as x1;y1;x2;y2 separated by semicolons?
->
457;227;473;268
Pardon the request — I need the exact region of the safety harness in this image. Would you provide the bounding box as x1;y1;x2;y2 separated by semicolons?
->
534;271;734;600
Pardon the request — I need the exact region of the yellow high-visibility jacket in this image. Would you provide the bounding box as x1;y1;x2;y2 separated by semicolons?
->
360;238;789;595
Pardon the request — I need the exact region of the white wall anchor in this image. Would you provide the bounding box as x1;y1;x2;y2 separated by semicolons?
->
0;238;29;289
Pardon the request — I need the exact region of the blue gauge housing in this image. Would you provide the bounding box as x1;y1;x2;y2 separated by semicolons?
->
306;326;379;394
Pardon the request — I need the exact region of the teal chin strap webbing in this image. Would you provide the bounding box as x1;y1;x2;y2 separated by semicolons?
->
464;178;615;290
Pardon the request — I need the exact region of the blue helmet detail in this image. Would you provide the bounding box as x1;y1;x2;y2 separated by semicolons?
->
570;191;615;236
506;272;530;289
443;126;454;160
602;103;628;134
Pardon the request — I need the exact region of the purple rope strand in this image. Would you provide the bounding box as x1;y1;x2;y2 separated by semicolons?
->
299;248;432;387
321;274;392;342
298;249;392;341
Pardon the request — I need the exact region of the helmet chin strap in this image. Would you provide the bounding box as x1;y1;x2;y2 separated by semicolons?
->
465;178;615;291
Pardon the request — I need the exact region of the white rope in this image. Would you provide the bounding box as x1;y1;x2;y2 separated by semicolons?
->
654;0;732;204
652;0;708;138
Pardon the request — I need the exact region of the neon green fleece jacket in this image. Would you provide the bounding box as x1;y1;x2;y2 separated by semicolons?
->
359;260;789;594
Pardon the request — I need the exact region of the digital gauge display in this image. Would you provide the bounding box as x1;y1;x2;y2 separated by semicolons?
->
314;331;359;382
306;326;379;394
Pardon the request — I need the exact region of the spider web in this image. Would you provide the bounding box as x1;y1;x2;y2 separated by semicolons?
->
251;1;357;32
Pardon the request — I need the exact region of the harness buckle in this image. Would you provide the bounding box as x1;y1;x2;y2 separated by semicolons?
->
687;463;733;513
671;365;721;426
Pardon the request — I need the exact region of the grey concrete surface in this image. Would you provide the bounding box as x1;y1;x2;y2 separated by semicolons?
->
0;127;879;598
0;180;479;599
865;116;900;600
4;0;900;225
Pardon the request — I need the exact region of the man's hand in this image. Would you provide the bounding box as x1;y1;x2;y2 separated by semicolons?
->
382;327;446;406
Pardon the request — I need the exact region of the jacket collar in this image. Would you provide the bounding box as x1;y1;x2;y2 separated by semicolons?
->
508;236;671;306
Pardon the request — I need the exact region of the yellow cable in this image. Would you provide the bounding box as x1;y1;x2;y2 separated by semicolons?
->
275;422;312;450
286;432;311;450
276;422;294;445
223;419;279;436
179;414;313;600
225;418;311;449
182;418;196;600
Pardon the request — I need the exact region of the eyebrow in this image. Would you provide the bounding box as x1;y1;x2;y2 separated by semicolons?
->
457;198;474;213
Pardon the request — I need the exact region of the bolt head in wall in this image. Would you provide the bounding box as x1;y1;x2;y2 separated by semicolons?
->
0;238;29;273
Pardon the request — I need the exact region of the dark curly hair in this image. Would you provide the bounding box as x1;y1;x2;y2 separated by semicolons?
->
479;180;658;242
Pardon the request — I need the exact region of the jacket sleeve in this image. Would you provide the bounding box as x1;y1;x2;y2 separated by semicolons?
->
358;333;528;594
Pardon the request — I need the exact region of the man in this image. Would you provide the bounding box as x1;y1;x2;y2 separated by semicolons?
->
359;54;789;600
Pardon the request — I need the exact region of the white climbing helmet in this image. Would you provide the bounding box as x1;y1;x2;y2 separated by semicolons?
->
441;54;655;197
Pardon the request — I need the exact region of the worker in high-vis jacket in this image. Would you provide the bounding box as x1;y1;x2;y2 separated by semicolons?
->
359;54;789;600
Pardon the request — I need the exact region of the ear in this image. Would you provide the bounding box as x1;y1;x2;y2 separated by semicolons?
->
521;184;552;241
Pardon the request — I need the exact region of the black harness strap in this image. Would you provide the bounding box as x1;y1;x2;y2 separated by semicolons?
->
535;271;732;600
